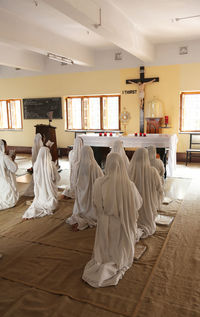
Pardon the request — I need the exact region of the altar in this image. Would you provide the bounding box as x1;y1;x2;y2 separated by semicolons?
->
78;134;178;177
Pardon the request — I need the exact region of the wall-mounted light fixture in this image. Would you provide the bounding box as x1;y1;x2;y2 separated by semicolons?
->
94;8;102;28
174;14;200;22
47;53;74;65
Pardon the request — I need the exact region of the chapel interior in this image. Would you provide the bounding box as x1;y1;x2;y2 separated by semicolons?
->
0;1;200;316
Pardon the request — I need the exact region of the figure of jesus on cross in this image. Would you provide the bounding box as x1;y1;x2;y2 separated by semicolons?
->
136;79;156;110
126;66;159;133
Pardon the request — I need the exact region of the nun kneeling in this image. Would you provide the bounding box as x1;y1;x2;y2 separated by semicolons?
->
0;139;19;210
22;146;60;219
128;147;163;238
82;152;142;287
66;146;103;231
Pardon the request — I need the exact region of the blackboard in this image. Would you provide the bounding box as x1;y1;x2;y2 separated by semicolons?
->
23;97;62;119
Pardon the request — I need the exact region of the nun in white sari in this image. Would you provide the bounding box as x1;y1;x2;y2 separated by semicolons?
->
62;137;83;199
32;133;44;165
24;133;44;197
66;146;103;230
0;139;19;210
128;148;163;238
82;152;143;287
111;139;130;171
22;146;60;219
147;145;165;185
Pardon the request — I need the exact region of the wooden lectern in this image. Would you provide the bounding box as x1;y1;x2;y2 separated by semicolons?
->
35;124;58;162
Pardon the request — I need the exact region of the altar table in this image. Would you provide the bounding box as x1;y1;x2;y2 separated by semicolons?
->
78;134;178;177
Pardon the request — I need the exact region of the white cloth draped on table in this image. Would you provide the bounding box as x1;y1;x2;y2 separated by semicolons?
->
22;146;60;219
128;148;163;238
0;140;19;210
111;139;130;171
82;152;143;287
24;133;44;197
80;134;177;177
62;137;83;198
66;145;103;230
147;145;165;185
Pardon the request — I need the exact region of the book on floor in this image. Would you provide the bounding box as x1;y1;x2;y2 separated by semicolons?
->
134;245;147;260
155;214;174;226
162;197;173;205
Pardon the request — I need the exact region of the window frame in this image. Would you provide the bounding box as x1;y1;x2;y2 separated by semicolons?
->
0;99;23;130
180;91;200;132
65;95;121;131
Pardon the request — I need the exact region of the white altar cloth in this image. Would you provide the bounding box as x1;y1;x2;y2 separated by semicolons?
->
78;134;178;177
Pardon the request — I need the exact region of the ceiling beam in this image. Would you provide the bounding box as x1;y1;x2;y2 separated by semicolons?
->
0;43;45;71
0;8;94;67
43;0;155;62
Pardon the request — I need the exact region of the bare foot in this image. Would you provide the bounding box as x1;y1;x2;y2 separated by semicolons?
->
26;200;33;206
72;223;79;232
59;194;71;200
22;218;30;222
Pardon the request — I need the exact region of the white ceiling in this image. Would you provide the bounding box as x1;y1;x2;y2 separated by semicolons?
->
0;0;200;74
111;0;200;44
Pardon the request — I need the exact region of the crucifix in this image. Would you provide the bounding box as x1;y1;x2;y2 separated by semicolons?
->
126;66;159;133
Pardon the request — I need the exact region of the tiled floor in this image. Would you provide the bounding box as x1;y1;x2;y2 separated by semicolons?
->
15;154;200;200
16;155;70;195
172;161;200;179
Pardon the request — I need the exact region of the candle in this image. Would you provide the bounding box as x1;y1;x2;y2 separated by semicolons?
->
165;116;169;125
135;132;138;136
109;132;113;136
104;132;107;136
143;133;146;137
140;132;142;137
99;133;102;136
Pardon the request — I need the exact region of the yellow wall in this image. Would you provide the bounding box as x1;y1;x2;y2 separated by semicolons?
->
121;64;200;152
0;69;120;147
1;63;200;152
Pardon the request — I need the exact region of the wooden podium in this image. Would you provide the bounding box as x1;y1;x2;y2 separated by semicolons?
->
35;124;58;162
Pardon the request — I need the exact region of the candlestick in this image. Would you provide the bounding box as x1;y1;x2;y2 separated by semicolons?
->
164;116;169;126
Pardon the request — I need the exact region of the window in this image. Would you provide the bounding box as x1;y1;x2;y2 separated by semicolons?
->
180;92;200;132
0;99;22;130
66;95;120;131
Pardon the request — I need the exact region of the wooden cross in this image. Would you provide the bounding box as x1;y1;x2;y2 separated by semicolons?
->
126;66;159;133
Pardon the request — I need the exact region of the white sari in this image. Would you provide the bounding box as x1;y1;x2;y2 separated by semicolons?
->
66;146;103;230
22;146;60;219
0;140;19;210
24;133;43;197
82;152;142;287
111;139;130;171
62;137;83;198
128;147;163;238
147;145;165;185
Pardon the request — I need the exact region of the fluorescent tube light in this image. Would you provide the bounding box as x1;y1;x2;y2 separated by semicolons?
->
47;53;74;65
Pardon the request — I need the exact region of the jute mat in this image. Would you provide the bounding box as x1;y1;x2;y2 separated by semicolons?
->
133;179;200;317
0;191;187;317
